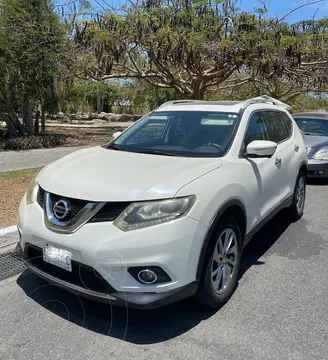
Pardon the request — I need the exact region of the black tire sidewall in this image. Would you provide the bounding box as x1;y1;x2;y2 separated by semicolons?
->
290;171;306;219
197;216;243;308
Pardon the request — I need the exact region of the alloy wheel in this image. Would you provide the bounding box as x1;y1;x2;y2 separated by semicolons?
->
211;228;238;295
295;176;305;214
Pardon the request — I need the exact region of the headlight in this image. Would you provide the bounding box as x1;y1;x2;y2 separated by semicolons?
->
113;196;196;231
25;173;39;205
313;151;328;160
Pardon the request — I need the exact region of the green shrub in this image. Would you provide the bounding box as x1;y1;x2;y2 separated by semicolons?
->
2;134;67;151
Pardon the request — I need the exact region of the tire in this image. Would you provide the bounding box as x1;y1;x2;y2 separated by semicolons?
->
195;216;243;309
286;171;306;222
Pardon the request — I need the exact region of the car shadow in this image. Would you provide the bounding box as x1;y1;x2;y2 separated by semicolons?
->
16;213;293;344
17;271;217;344
307;178;328;186
239;211;292;278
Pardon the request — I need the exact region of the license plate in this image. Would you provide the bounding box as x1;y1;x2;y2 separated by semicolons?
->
42;244;72;272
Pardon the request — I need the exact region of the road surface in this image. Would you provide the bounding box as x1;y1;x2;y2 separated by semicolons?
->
0;147;83;172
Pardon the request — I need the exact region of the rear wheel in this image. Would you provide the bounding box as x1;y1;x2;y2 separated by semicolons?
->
196;216;243;309
286;172;306;222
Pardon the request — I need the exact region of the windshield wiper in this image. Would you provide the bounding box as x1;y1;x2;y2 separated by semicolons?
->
106;144;122;151
136;149;175;156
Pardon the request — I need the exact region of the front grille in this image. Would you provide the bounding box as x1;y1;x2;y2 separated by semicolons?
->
89;202;130;223
22;244;115;294
50;192;88;219
37;187;130;223
37;187;45;208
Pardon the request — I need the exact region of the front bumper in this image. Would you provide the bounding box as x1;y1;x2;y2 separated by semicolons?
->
19;243;197;309
308;159;328;178
18;196;207;308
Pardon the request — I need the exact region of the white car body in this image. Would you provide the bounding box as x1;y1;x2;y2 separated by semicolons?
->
18;97;308;309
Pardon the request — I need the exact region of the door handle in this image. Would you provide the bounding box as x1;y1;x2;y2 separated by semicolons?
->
295;145;299;152
275;157;282;167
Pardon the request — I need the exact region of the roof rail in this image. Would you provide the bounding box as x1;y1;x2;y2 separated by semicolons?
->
157;95;291;111
241;95;291;111
158;99;205;108
158;99;243;108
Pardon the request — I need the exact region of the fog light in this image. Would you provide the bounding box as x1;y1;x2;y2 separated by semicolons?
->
318;170;324;175
137;269;158;284
128;266;171;284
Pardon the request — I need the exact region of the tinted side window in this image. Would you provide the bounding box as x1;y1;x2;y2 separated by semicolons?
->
281;112;293;137
263;111;290;143
244;112;269;147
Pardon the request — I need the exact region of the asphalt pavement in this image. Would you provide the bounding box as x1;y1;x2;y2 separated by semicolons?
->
0;147;83;172
0;181;328;360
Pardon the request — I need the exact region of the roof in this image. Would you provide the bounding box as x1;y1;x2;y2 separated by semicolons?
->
157;95;291;113
292;112;328;119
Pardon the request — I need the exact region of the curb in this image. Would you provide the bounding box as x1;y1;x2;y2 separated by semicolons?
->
0;226;19;250
0;226;17;236
0;242;19;256
0;239;18;249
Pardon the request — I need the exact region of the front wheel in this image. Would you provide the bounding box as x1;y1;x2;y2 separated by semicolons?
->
286;172;306;222
195;216;243;309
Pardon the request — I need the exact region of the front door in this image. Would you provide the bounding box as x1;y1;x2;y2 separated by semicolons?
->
262;111;298;200
241;111;284;229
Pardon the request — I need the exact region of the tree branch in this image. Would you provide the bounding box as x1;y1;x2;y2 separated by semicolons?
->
277;0;324;23
284;92;303;102
301;61;328;66
51;0;79;10
216;79;251;89
99;73;143;80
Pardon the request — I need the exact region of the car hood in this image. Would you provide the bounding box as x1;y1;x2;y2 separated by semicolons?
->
38;146;223;201
304;135;328;148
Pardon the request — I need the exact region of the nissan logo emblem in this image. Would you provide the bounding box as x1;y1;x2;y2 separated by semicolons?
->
53;199;71;220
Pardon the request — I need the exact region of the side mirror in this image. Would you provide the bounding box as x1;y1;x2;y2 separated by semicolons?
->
246;140;277;158
112;131;122;140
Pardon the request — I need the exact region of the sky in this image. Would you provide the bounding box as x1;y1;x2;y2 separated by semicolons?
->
60;0;328;23
238;0;328;22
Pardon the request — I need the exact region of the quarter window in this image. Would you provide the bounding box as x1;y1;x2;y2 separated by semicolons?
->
281;112;293;137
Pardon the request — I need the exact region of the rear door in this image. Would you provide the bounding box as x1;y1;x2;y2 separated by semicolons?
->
262;111;296;200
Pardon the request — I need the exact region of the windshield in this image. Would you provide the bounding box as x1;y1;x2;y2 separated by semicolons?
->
106;111;241;157
295;118;328;137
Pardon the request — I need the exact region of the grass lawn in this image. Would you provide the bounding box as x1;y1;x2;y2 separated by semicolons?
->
0;167;42;228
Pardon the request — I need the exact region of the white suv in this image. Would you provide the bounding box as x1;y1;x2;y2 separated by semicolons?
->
18;96;308;309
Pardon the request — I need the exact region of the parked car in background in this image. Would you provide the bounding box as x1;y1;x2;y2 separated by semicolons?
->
18;96;307;310
293;112;328;179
